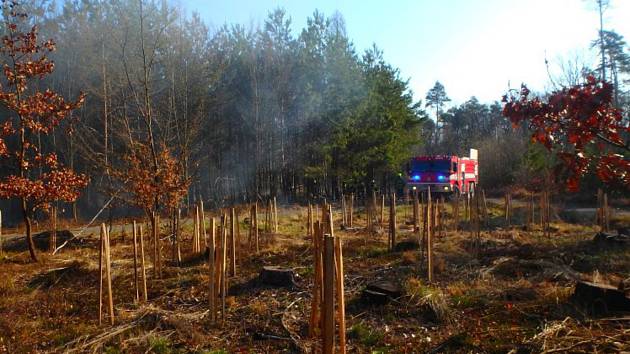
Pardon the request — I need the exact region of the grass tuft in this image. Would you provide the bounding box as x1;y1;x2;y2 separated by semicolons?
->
405;277;452;323
349;322;384;347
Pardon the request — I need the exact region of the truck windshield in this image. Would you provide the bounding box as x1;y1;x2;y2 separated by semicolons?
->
411;160;451;172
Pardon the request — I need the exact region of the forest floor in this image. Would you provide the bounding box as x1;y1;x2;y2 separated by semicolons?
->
0;197;629;353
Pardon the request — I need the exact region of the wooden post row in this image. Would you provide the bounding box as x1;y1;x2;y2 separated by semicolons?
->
98;223;114;325
308;207;346;353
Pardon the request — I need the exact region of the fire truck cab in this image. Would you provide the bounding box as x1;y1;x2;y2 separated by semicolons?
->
405;149;478;195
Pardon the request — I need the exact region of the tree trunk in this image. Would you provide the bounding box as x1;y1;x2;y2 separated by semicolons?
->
21;198;37;261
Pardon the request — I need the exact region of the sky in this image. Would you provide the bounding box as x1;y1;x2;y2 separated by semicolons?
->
174;0;630;105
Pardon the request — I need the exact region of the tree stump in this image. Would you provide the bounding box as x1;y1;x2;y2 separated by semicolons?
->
361;280;403;305
571;281;630;314
394;240;420;252
259;266;297;288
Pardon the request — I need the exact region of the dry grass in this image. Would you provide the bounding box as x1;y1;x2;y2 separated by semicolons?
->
0;198;628;353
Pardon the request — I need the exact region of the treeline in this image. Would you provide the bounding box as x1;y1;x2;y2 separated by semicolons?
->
0;0;429;219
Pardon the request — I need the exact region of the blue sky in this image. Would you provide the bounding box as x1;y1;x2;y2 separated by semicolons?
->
174;0;630;105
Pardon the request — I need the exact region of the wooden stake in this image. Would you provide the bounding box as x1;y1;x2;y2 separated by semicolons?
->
334;236;346;354
372;191;378;228
152;213;159;278
254;202;259;253
481;189;488;225
435;198;441;238
50;205;57;253
366;197;372;233
341;195;347;227
221;214;227;325
421;195;427;262
307;203;313;237
248;205;253;247
322;235;335;354
474;191;481;249
177;209;182;263
200;200;207;247
139;224;148;302
348;193;354;228
98;222;104;325
389;193;397;251
413;191;419;232
266;199;271;233
103;223;114;325
273;196;279;233
505;193;511;227
463;192;469;222
209;217;216;324
309;221;322;338
427;187;433;282
194;205;200;253
380;194;385;227
453;193;459;231
157;213;162;277
132;220;139;302
236;208;241;260
230;208;236;277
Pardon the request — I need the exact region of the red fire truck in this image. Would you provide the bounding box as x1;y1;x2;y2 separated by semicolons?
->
405;149;478;195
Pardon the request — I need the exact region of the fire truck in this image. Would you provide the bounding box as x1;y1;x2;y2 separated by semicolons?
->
405;149;478;195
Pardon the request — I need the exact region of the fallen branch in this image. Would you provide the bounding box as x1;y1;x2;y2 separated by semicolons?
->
53;192;118;255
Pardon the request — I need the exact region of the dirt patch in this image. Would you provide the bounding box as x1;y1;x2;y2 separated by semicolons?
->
4;230;86;252
482;256;579;282
28;260;97;289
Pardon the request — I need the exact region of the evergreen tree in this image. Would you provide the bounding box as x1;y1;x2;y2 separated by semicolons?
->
425;81;450;144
